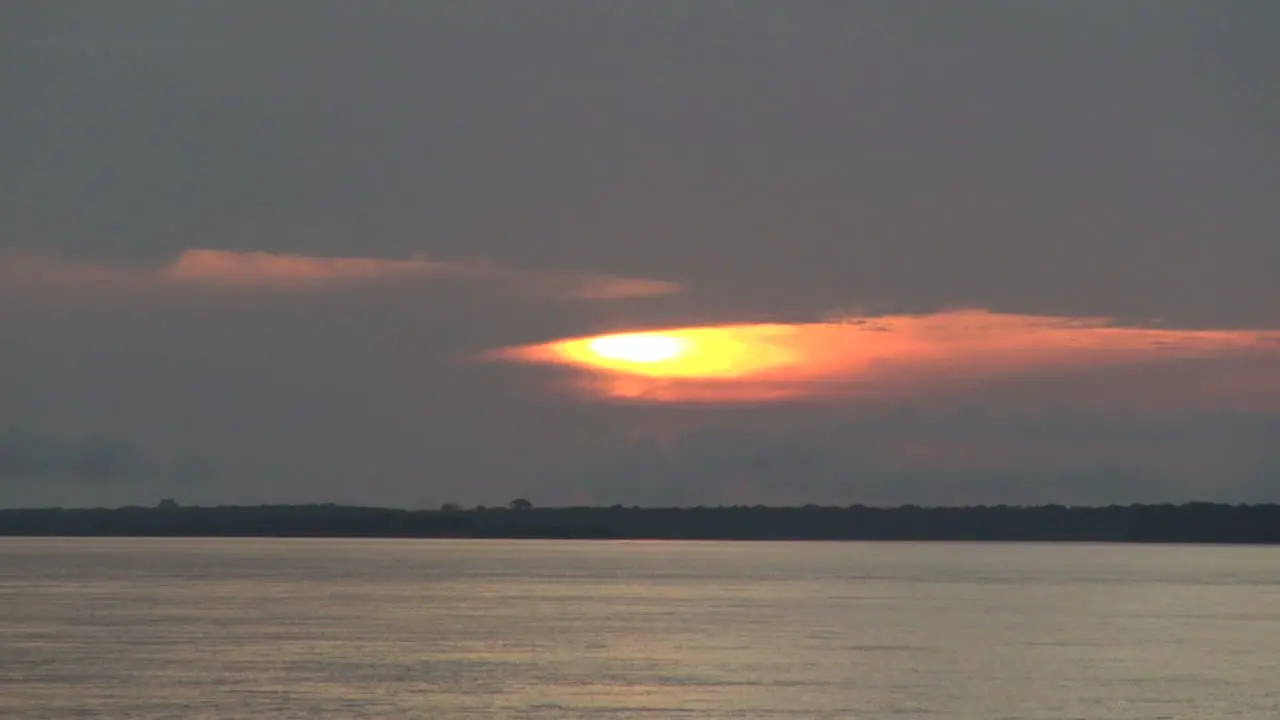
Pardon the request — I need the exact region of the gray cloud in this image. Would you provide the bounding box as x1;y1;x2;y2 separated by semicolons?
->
0;428;145;483
5;3;1275;324
0;427;218;492
546;408;1280;507
2;2;1277;508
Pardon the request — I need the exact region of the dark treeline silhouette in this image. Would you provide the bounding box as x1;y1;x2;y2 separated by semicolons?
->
1;501;1278;543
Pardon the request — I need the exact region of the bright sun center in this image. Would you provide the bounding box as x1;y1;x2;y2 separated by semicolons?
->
587;333;687;364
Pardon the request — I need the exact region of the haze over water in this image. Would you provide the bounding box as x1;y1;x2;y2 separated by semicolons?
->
2;538;1277;718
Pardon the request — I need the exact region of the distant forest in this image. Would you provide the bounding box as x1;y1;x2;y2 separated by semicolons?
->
1;501;1278;543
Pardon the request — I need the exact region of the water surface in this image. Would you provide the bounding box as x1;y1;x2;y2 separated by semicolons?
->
2;538;1277;718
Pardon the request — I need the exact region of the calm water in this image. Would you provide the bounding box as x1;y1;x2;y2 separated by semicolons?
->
1;538;1277;719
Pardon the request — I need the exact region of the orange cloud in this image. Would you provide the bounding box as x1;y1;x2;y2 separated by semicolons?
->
2;249;683;302
160;249;447;288
554;274;685;301
159;249;685;299
0;253;149;311
486;309;1280;406
464;262;685;301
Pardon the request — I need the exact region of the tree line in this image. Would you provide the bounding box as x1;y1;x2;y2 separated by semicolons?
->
1;501;1277;543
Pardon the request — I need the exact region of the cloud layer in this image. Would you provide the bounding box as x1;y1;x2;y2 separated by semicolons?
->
1;428;145;484
161;249;447;288
490;309;1280;409
538;406;1280;506
4;3;1278;510
0;249;685;303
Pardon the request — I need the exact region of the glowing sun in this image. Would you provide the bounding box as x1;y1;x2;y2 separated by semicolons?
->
482;310;1280;405
587;333;687;364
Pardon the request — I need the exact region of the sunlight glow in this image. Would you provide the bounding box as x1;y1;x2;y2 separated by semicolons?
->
587;333;688;364
484;309;1280;406
536;325;804;380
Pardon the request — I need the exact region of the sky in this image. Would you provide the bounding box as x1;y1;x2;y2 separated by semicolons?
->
3;1;1278;508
